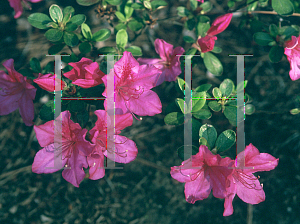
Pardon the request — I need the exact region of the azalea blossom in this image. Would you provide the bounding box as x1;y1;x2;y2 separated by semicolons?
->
8;0;43;19
102;51;162;116
33;73;66;92
63;57;105;88
223;144;279;216
88;110;138;180
170;145;233;204
284;35;300;81
193;13;233;53
197;0;204;2
137;39;185;86
0;59;36;126
32;111;94;187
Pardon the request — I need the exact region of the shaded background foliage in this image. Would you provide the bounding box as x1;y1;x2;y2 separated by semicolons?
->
0;0;300;223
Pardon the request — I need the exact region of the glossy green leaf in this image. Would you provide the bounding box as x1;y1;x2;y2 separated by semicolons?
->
106;0;122;5
81;23;92;40
116;29;128;49
125;46;142;56
69;14;86;26
79;42;91;54
253;32;274;46
200;1;212;13
164;112;185;125
175;98;185;114
236;80;248;93
177;6;190;17
269;45;284;63
272;0;294;15
194;84;212;92
144;1;152;9
192;91;206;112
290;108;300;115
192;109;212;120
48;43;65;55
245;104;255;115
76;0;100;6
45;29;63;42
40;100;55;121
211;46;222;54
215;130;236;152
62;6;75;24
197;22;210;37
185;18;196;31
212;87;222;99
199;137;209;149
208;101;221;112
269;24;278;37
183;36;195;43
220;79;234;97
203;52;223;76
199;124;217;150
125;2;134;19
30;57;41;73
282;26;298;40
98;47;116;54
63;32;79;47
151;0;168;10
177;77;185;94
28;13;52;29
65;22;78;32
115;11;126;22
93;28;111;42
128;20;143;32
131;3;144;9
49;4;63;23
224;106;237;125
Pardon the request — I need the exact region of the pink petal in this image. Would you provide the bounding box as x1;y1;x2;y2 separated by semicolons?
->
28;0;43;2
34;120;55;147
184;170;212;203
75;129;94;156
115;113;133;131
87;152;105;180
0;91;21;115
0;71;15;88
114;51;139;79
33;73;65;91
104;135;138;163
132;64;162;90
285;36;298;49
198;35;217;53
8;0;23;18
137;58;163;66
245;153;279;173
2;59;24;82
127;90;162;116
32;144;67;174
62;149;88;188
223;192;235;216
207;13;233;36
72;79;98;88
18;91;36;126
154;39;174;61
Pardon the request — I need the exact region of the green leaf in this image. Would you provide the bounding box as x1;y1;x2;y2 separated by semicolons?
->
203;52;223;76
65;22;78;32
106;0;122;5
76;0;100;6
224;106;237;125
208;101;221;112
236;80;248;93
212;87;222;99
192;118;202;141
63;32;79;47
272;0;294;15
269;45;284;63
199;137;209;148
144;1;152;9
183;36;195;43
253;32;274;46
115;11;126;22
30;58;41;73
93;28;111;42
77;110;90;128
282;26;298;40
190;0;198;10
194;84;212;92
220;79;234;97
125;46;142;56
177;145;199;161
40;100;55;121
62;6;75;24
164;112;185;125
211;46;222;54
269;24;278;37
81;23;92;40
247;1;258;11
69;14;86;26
177;6;190;17
245;104;255;115
215;130;236;152
227;0;235;8
45;29;63;42
48;43;65;55
177;77;185;94
49;4;63;23
98;46;117;54
151;0;168;10
185;48;197;58
19;69;34;78
116;29;128;49
199;124;217;150
192;91;206;113
128;20;143;31
185;18;196;31
28;13;52;29
68;100;86;112
200;1;212;13
192;109;212;120
79;42;91;54
196;22;210;37
132;3;144;9
290;108;300;115
175;98;185;114
125;2;134;19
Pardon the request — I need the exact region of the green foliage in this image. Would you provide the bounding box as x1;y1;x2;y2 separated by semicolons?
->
199;124;217;150
253;32;274;46
203;52;223;76
76;0;100;6
269;46;284;63
215;130;236;152
29;58;42;73
40;100;55;121
116;29;128;51
164;112;185;125
272;0;294;15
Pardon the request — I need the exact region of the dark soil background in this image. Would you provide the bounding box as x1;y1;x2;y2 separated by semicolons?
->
1;0;300;223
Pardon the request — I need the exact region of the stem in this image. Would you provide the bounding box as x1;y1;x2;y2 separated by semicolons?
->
248;11;300;17
68;45;74;54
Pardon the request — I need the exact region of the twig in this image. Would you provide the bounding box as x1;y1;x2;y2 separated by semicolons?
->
248;11;300;17
247;204;253;224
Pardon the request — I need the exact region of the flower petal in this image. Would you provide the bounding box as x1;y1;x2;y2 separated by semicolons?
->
207;13;233;36
8;0;23;19
18;90;36;126
87;151;105;180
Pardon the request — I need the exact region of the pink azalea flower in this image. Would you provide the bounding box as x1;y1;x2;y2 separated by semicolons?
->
87;110;138;180
102;51;162;116
137;39;185;85
170;145;234;204
193;13;233;53
223;144;279;216
197;0;204;2
33;73;66;92
8;0;43;19
63;57;105;88
32;111;94;187
284;35;300;81
0;59;36;126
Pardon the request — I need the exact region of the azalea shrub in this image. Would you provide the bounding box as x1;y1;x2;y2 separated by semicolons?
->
2;0;300;217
